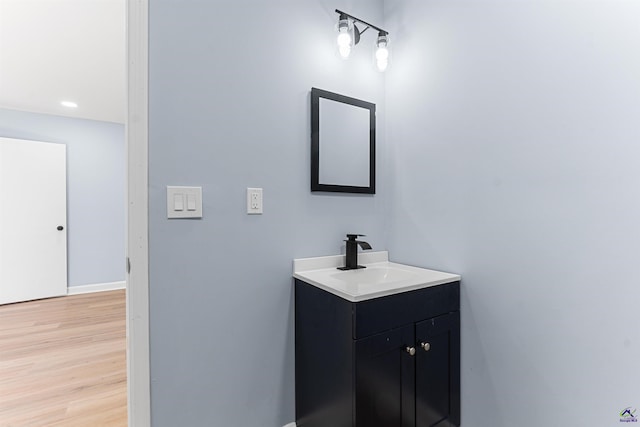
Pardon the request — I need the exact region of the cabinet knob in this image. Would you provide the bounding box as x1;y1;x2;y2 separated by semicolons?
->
421;342;431;352
405;346;416;356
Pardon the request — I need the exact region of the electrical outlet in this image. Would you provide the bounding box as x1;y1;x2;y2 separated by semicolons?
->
247;188;263;214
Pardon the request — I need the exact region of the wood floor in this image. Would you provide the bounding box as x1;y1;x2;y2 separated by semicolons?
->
0;290;127;427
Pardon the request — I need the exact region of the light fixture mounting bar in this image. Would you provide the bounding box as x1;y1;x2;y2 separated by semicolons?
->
335;9;388;36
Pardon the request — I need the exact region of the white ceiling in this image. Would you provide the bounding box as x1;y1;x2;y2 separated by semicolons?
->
0;0;125;124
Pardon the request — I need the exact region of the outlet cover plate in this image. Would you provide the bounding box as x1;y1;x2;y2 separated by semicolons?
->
247;188;263;214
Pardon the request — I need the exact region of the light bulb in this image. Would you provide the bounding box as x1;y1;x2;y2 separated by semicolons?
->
339;44;352;58
376;46;389;71
337;31;352;58
377;58;388;72
375;46;389;61
337;18;353;59
375;33;390;72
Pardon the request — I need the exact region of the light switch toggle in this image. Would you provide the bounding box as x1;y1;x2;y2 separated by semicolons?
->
167;186;203;219
174;194;185;211
187;194;197;211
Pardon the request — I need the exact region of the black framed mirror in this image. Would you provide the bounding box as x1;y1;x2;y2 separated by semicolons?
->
311;88;376;194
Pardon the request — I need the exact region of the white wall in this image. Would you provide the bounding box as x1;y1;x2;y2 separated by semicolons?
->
384;0;640;425
0;108;125;287
148;1;385;425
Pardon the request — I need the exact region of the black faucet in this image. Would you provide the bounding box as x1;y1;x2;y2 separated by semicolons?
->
338;234;372;270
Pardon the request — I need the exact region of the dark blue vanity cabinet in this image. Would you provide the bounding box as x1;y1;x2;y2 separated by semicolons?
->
295;279;461;427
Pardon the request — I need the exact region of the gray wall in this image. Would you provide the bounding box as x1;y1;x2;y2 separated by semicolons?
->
148;0;386;425
385;1;640;426
0;108;125;287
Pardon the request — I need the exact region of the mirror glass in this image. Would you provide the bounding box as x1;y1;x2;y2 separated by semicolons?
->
311;88;375;194
319;98;370;187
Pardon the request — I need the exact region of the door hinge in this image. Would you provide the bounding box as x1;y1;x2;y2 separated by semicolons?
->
126;257;131;274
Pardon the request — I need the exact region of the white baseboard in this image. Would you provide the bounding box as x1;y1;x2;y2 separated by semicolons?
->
283;423;296;427
67;281;126;295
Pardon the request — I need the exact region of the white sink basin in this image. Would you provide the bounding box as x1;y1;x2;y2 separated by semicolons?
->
293;251;460;302
329;265;419;286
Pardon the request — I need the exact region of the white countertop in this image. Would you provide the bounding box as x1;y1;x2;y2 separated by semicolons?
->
293;251;460;302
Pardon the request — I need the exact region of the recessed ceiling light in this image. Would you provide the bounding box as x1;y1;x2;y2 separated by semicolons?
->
61;101;78;108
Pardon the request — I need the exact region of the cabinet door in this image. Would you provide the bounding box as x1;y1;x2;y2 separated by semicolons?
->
355;324;415;427
415;312;460;427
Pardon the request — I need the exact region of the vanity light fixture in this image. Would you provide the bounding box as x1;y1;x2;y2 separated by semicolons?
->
335;9;390;71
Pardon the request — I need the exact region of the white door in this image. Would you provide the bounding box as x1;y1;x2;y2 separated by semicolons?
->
0;137;67;304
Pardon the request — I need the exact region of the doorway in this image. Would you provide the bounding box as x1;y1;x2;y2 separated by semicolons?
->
0;0;146;423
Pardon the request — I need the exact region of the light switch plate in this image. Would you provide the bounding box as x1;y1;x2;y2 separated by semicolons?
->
167;186;203;219
247;188;263;214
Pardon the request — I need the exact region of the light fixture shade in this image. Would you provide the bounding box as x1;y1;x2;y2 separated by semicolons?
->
375;33;390;72
336;17;353;58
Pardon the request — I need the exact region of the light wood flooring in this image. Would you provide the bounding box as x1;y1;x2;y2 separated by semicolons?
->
0;290;127;427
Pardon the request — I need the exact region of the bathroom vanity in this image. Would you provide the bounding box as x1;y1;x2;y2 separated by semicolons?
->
294;252;461;427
